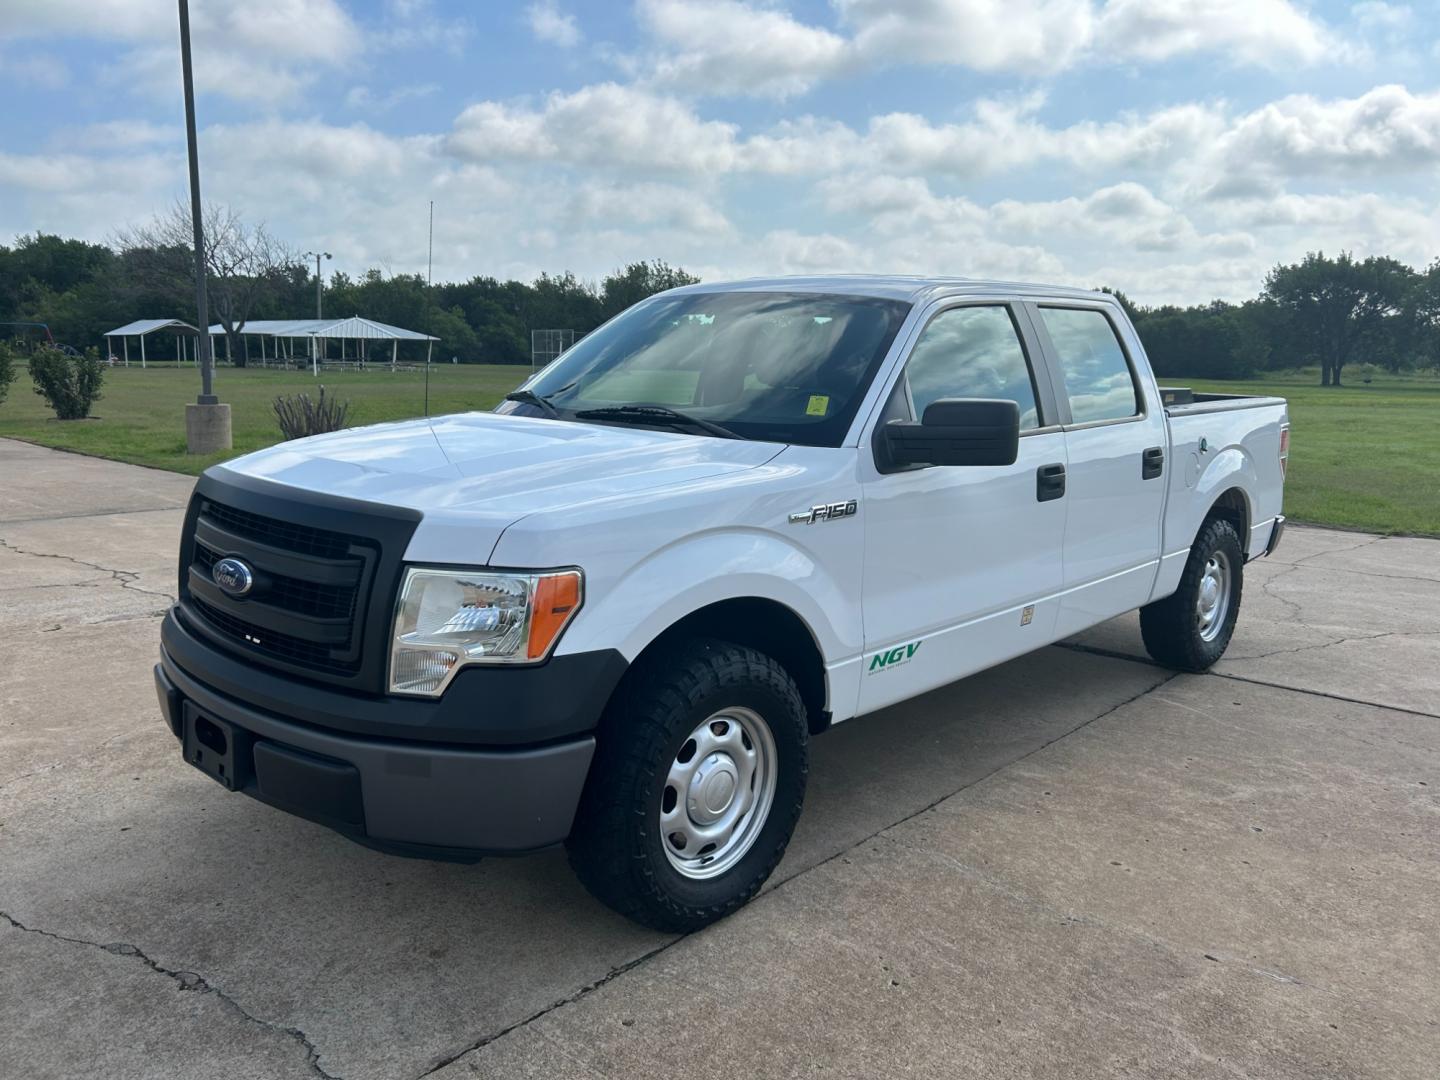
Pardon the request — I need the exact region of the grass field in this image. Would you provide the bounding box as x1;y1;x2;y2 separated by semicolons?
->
1185;372;1440;537
0;362;527;475
1;362;1436;536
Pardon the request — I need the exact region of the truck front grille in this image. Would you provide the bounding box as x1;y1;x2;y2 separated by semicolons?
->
176;477;420;691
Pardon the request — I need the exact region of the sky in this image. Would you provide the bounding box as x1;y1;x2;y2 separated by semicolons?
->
0;0;1438;306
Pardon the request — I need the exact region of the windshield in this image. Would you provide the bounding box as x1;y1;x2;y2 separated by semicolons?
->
508;291;912;446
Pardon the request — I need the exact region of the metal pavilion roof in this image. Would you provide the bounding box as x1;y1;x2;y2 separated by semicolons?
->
103;319;200;337
205;316;438;341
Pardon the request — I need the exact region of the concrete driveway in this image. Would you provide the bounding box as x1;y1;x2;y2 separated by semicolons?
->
1;435;1436;1079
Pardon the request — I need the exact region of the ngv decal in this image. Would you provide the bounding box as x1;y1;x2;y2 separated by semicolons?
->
868;640;922;673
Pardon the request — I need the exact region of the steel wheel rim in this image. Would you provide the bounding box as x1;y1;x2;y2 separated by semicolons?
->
660;706;777;881
1196;549;1232;643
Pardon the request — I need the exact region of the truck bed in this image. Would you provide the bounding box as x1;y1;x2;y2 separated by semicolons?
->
1153;391;1289;600
1159;387;1288;416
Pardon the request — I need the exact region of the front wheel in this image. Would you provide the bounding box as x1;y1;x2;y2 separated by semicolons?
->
1140;516;1244;671
566;639;808;932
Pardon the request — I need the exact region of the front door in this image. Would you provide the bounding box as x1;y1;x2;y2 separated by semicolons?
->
857;301;1068;716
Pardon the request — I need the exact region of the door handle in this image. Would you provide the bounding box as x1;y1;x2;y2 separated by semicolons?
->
1142;446;1165;480
1036;462;1066;502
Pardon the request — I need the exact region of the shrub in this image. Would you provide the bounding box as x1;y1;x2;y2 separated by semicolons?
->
0;342;17;406
30;345;104;419
274;384;350;440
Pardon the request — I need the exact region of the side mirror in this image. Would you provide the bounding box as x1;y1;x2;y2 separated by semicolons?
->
878;398;1020;471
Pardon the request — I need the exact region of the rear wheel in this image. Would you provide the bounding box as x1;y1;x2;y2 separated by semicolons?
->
566;638;808;932
1140;516;1244;672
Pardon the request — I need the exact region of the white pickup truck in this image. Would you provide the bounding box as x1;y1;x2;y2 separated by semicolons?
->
156;277;1288;930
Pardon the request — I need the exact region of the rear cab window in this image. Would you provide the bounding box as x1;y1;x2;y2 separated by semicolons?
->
1036;307;1140;424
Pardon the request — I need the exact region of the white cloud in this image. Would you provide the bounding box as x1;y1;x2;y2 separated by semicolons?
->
526;0;581;48
1096;0;1341;67
441;79;1440;203
1351;2;1412;30
0;0;396;106
1189;84;1440;198
447;83;742;172
840;0;1096;73
346;83;440;112
639;0;852;98
631;0;1345;99
564;181;733;236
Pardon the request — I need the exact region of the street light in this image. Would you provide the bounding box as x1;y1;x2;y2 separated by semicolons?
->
303;250;332;319
177;0;230;453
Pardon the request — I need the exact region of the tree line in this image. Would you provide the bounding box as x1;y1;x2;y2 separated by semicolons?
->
2;208;1438;384
0;206;698;367
1110;252;1440;386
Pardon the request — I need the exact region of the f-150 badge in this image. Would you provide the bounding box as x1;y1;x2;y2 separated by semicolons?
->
789;500;858;525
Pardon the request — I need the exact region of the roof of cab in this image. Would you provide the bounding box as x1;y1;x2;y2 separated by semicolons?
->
665;274;1113;305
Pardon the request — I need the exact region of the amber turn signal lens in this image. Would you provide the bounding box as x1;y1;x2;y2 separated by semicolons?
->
527;571;583;659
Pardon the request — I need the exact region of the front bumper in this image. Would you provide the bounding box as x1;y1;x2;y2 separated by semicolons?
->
157;610;626;857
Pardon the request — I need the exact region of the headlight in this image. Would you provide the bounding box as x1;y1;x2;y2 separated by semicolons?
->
389;567;583;696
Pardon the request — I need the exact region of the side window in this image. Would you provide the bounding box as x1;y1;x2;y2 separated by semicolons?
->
1037;307;1140;424
898;305;1040;430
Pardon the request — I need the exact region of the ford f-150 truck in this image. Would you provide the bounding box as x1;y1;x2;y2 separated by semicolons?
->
156;277;1288;930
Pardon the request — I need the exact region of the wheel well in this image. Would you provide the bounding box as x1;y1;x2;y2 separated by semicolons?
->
630;598;831;735
1206;487;1250;549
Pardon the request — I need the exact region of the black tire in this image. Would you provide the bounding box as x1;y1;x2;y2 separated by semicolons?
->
1140;516;1245;672
566;638;808;932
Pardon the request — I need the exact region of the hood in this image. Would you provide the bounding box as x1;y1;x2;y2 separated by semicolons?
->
216;411;784;558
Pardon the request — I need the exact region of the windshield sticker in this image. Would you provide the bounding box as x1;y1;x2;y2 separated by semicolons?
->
868;639;922;673
806;394;830;416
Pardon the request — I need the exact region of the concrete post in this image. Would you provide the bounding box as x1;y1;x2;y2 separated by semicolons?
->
185;402;232;454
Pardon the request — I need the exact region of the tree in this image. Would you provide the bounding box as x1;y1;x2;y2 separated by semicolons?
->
1261;252;1415;386
116;202;294;368
0;341;17;405
1406;259;1440;372
600;260;699;321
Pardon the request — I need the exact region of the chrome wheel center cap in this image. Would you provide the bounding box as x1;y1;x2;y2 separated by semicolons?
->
688;753;739;824
1200;577;1219;610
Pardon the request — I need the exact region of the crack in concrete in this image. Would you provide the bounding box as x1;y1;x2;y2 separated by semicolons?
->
0;504;185;526
415;668;1181;1078
1271;534;1387;566
0;910;341;1080
1055;640;1440;721
1257;563;1305;622
1205;669;1440;721
414;941;677;1078
1225;629;1440;662
1254;534;1396;624
0;535;175;603
0;762;63;794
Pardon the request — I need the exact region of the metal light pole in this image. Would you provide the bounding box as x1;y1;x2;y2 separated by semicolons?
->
178;0;230;451
303;250;332;319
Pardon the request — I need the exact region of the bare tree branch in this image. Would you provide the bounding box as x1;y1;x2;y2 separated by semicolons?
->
114;202;296;367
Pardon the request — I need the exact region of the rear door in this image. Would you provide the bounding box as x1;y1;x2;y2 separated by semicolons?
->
856;300;1068;716
1023;302;1167;637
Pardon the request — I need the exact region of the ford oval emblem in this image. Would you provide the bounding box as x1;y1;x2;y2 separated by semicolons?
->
212;557;255;598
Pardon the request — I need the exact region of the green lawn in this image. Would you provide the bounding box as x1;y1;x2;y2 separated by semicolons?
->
1184;371;1440;537
2;362;1437;537
0;362;528;475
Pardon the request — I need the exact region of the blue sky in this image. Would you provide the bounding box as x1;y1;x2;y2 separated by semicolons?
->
1;0;1438;304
